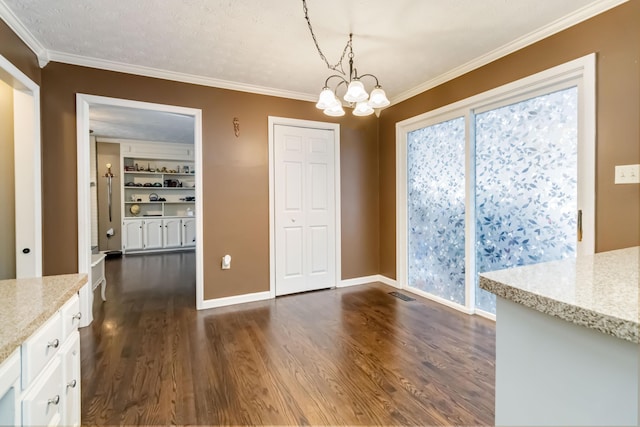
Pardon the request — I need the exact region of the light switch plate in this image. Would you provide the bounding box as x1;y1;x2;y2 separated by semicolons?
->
614;164;640;184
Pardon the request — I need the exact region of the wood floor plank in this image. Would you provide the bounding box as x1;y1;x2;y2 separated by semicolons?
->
80;252;495;426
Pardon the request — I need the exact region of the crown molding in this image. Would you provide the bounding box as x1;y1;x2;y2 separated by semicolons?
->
47;50;317;102
390;0;628;105
0;0;49;67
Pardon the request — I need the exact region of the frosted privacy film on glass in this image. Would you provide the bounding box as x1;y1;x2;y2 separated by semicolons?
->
475;87;578;313
407;116;466;305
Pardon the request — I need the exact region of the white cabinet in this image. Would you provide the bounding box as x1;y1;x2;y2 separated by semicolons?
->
123;220;143;251
21;358;62;427
143;218;163;250
123;218;195;253
60;332;80;427
182;218;196;247
0;350;21;426
163;219;182;248
19;293;81;427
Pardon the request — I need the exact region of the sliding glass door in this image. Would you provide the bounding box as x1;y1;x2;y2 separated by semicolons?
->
474;87;578;313
398;55;594;316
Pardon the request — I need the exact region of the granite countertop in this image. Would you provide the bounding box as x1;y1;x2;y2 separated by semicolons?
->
480;247;639;344
0;274;87;364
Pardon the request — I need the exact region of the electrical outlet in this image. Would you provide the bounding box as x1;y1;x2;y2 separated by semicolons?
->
614;164;640;184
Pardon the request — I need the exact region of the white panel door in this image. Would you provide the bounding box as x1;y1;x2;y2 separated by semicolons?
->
274;125;335;296
13;88;41;278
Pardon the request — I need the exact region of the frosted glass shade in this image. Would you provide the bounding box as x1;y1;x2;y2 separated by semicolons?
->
368;87;390;108
353;101;374;116
316;88;339;110
343;80;368;103
323;103;345;117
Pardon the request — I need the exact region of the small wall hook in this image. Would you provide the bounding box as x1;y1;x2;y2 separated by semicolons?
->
233;117;240;138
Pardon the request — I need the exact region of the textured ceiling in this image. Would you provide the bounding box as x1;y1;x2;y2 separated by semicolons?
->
1;0;624;141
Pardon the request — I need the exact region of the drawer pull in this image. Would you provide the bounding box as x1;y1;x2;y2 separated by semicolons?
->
67;379;77;389
47;339;60;349
72;312;82;320
48;395;60;406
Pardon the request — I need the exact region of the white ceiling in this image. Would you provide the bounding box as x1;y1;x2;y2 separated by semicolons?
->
0;0;625;141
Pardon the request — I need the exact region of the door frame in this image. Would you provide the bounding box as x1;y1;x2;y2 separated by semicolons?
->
0;54;42;278
396;53;595;318
76;94;204;315
268;116;341;298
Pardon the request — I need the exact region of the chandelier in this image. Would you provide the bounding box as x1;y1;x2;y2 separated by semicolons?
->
302;0;390;117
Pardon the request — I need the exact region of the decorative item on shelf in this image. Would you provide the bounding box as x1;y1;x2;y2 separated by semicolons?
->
180;196;196;201
302;0;390;117
184;166;190;174
149;193;159;201
125;181;135;186
129;204;140;216
143;183;152;187
152;182;162;187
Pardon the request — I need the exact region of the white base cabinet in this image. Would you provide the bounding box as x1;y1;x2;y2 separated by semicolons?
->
0;293;82;427
182;218;196;247
163;218;183;248
123;218;195;253
143;218;163;250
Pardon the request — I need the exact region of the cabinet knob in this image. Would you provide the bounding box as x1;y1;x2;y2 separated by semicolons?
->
47;339;60;349
67;379;77;389
72;312;82;320
48;395;60;406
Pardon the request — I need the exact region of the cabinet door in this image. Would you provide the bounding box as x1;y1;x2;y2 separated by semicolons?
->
143;219;163;249
163;219;182;248
60;331;80;427
123;220;143;251
181;218;196;247
21;357;62;427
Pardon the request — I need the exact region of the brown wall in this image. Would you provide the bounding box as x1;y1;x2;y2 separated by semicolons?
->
0;80;15;279
0;20;40;85
378;1;640;279
40;63;380;299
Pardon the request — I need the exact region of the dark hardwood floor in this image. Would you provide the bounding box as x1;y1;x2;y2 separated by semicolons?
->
80;252;495;426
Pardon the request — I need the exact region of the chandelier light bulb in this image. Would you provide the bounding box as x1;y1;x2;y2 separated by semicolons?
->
316;87;340;110
368;86;390;108
353;101;374;116
343;80;369;103
323;103;345;117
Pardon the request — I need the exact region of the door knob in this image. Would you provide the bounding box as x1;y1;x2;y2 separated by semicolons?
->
22;248;30;254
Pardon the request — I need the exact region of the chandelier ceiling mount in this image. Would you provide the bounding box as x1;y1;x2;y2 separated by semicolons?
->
302;0;390;117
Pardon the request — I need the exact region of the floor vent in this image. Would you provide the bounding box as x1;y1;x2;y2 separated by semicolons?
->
388;291;415;302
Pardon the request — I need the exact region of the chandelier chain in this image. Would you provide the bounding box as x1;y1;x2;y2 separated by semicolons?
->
302;0;351;76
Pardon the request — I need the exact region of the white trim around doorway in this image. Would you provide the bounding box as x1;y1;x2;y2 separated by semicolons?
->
76;94;204;318
267;116;342;298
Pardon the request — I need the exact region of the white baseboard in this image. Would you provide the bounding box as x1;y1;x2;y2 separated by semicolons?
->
404;286;475;315
198;290;272;310
474;308;496;321
338;274;399;289
376;275;399;288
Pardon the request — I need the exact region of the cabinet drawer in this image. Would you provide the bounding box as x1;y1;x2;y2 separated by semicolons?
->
21;357;62;427
21;313;62;389
60;294;81;340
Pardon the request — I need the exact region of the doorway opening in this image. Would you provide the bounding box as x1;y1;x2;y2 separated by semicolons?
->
76;95;204;325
